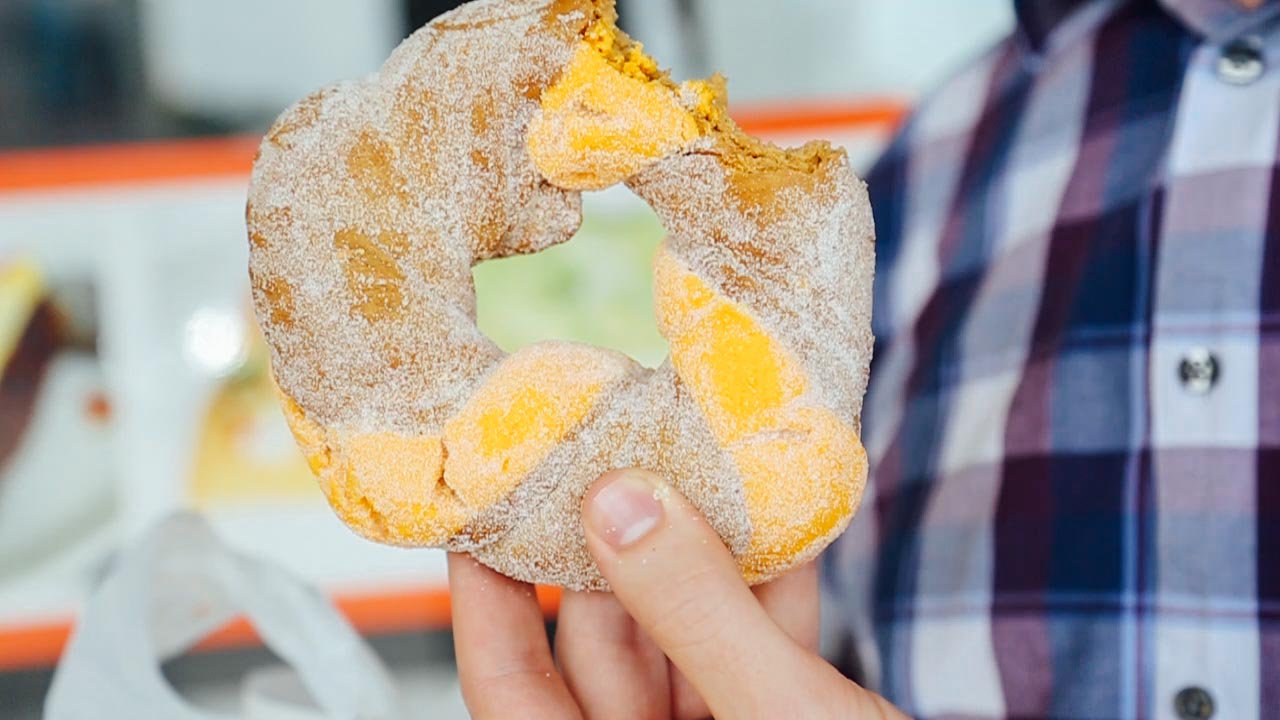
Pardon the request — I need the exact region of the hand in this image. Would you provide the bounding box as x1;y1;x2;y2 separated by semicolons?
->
448;468;907;719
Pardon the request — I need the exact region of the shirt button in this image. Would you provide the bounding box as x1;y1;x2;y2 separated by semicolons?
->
1218;37;1265;85
1179;348;1220;395
1174;686;1215;719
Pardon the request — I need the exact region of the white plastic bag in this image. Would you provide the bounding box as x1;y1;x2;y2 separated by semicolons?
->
45;513;402;720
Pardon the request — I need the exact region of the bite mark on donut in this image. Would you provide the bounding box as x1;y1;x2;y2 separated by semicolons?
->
527;15;704;190
721;142;837;226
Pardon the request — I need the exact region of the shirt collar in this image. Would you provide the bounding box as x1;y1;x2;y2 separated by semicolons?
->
1015;0;1090;49
1016;0;1280;47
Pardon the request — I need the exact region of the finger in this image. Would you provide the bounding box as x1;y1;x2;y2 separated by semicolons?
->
667;561;819;719
448;553;582;720
668;665;711;720
754;561;821;652
556;589;670;720
581;469;821;719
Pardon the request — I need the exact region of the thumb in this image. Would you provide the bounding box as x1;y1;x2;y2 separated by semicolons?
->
581;468;822;718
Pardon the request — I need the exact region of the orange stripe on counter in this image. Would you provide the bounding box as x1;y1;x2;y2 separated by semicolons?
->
0;622;72;673
733;98;908;135
0;100;907;193
0;135;261;192
0;585;563;671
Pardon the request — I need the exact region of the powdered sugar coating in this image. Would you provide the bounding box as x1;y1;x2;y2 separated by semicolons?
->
631;145;875;432
471;362;753;588
247;0;874;590
249;0;589;436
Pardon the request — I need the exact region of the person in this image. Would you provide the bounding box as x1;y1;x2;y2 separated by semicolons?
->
448;0;1280;717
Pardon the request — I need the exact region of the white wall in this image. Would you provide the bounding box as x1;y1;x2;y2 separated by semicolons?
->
625;0;1015;103
138;0;401;120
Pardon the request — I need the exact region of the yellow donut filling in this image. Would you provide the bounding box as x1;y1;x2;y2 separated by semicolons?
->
277;343;631;547
277;389;468;545
526;9;864;573
529;9;837;214
655;247;867;581
528;11;725;190
528;45;698;189
443;344;631;509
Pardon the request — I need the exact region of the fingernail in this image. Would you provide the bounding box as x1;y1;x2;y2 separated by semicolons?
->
586;470;665;550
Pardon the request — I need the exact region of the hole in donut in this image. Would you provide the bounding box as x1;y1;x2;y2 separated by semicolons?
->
472;191;668;368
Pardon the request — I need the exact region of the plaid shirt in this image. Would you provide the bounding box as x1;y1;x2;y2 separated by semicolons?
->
826;1;1280;718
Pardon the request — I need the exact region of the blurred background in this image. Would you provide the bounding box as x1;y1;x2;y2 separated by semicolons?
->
0;0;1012;717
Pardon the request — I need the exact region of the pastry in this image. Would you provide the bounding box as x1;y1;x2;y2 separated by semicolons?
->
247;0;875;589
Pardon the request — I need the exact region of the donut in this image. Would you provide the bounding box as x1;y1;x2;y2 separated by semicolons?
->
247;0;875;590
